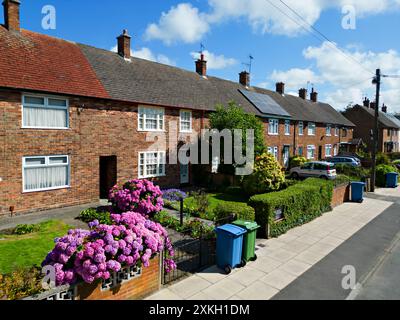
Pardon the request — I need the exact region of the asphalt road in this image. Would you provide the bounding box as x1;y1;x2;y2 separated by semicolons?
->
273;196;400;300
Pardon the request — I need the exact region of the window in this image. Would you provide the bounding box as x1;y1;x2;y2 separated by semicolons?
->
335;127;339;137
308;122;316;136
285;120;291;135
138;151;166;178
342;128;348;137
22;95;68;129
325;144;332;157
268;119;279;135
298;146;304;156
298;121;304;135
138;106;164;131
326;124;332;136
333;145;338;156
307;145;316;159
23;155;69;192
268;146;279;160
180;110;192;132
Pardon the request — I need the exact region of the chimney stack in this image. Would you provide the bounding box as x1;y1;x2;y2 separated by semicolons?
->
117;29;131;60
310;88;318;103
370;102;376;110
299;88;307;100
3;0;20;32
276;82;285;95
239;71;250;87
382;104;388;113
195;53;207;77
363;97;370;108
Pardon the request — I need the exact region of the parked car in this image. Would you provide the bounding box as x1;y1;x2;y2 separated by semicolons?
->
290;161;337;180
324;156;361;167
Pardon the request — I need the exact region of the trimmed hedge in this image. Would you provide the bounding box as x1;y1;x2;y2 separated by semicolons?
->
249;178;333;238
376;164;398;187
213;203;255;222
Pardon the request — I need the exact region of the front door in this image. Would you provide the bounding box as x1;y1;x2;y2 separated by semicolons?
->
283;146;290;168
100;156;117;199
318;146;323;160
180;163;189;184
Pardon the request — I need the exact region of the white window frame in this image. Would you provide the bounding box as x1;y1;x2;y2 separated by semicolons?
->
138;106;165;132
268;119;279;135
138;151;166;178
179;110;192;133
307;145;316;160
284;120;291;135
308;122;316;136
333;145;338;156
268;146;279;160
334;126;339;137
325;144;332;157
22;155;70;193
22;94;69;129
326;124;332;136
298;121;304;136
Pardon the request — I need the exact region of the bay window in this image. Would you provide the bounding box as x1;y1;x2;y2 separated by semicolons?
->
139;151;166;178
138;106;164;131
22;95;68;129
23;155;70;192
180;110;192;132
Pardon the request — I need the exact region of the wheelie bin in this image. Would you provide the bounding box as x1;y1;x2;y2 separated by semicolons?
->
232;220;260;264
350;181;365;203
215;224;246;274
386;172;399;188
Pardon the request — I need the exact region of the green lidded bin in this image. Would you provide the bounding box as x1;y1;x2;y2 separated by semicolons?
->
232;220;260;263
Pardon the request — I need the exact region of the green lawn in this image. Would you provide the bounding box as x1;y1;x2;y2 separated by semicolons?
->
0;220;72;274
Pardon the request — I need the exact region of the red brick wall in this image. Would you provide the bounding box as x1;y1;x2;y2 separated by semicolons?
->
331;184;350;208
76;255;160;300
0;89;206;215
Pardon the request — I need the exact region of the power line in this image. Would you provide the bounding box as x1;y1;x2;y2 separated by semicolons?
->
264;0;374;76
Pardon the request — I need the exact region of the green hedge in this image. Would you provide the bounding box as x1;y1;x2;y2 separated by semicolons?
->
213;203;255;222
376;164;398;187
248;178;333;238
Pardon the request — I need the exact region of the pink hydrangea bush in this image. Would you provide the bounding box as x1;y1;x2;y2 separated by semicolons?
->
42;212;175;286
109;179;164;217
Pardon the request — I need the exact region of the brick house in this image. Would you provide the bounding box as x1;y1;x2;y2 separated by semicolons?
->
0;1;354;215
342;99;400;154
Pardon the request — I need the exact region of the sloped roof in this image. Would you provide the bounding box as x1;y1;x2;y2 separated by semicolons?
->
358;105;400;129
0;26;110;99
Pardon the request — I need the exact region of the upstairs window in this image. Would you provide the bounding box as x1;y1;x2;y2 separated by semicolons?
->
308;122;316;136
326;124;332;136
298;121;304;135
180;110;192;132
285;120;291;135
138;106;164;131
335;127;339;136
22;95;68;129
268;119;279;135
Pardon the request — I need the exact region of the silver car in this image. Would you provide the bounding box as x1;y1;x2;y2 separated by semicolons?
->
290;161;337;180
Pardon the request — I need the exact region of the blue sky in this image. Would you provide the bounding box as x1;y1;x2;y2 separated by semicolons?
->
9;0;400;112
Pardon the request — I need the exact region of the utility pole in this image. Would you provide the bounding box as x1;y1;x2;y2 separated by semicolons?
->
371;68;381;192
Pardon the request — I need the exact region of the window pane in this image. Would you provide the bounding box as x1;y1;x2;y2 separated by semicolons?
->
25;157;46;166
48;98;67;107
24;166;68;191
49;156;68;164
25;96;44;105
23;106;67;128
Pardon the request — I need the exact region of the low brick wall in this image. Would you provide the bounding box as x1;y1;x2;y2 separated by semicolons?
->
331;184;350;208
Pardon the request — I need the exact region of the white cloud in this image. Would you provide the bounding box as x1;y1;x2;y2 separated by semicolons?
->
110;45;175;66
190;50;237;70
145;3;210;45
269;68;322;90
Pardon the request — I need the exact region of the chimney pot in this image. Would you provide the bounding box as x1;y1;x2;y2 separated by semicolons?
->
195;53;207;77
299;88;307;100
2;0;20;32
276;82;285;95
310;88;318;103
117;29;131;60
239;71;250;87
382;104;388;113
370;102;376;110
363;97;370;108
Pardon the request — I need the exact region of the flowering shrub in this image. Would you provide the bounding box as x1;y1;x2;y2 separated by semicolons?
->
162;189;187;202
109;179;163;217
42;212;175;286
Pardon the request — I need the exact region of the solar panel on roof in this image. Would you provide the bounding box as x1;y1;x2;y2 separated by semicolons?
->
239;89;291;118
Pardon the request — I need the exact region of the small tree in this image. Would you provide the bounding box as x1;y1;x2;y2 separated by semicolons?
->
242;153;286;195
209;102;266;174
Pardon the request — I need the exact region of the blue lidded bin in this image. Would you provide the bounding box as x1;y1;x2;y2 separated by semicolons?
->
351;181;365;203
386;172;399;188
215;224;246;274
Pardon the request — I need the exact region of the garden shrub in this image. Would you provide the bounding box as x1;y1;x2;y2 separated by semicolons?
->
162;189;187;202
214;203;255;222
376;152;391;165
78;208;112;225
376;164;398;187
335;164;370;179
13;224;40;235
248;178;333;238
242;153;286;195
109;179;163;216
0;266;43;300
289;156;308;169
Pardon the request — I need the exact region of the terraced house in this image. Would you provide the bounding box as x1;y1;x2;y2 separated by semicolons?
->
0;1;354;215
